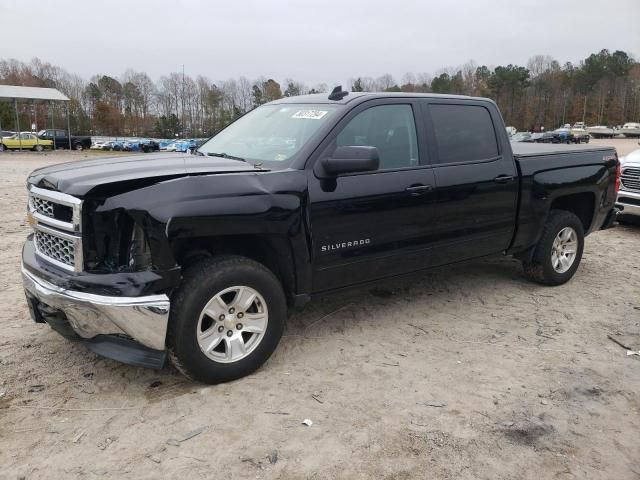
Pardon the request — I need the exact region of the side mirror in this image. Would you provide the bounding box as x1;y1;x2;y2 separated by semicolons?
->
321;146;379;176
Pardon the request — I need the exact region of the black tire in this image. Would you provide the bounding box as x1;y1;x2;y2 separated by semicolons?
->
74;143;83;151
34;144;44;152
0;143;5;152
168;255;286;384
522;210;585;286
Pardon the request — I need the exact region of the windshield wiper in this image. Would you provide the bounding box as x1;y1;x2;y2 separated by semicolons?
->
206;152;247;163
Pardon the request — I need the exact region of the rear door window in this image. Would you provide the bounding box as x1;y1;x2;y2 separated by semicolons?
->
429;104;498;164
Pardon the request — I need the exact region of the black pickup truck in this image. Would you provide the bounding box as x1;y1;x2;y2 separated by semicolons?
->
37;129;92;151
22;90;619;383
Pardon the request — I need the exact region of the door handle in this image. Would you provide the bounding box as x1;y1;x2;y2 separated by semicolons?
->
493;175;515;184
405;184;433;195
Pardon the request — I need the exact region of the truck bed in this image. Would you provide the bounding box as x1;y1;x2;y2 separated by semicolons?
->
511;142;613;158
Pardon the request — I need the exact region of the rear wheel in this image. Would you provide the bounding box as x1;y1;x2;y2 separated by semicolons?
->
74;143;83;151
522;210;585;286
0;144;5;152
168;255;286;384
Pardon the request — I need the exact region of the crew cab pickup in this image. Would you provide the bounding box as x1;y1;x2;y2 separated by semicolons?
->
37;129;92;151
22;90;620;384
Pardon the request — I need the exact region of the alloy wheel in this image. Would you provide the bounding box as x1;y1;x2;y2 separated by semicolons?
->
196;286;268;363
551;226;578;273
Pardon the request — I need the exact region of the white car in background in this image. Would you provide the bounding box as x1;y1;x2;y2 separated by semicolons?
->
90;140;110;150
617;146;640;222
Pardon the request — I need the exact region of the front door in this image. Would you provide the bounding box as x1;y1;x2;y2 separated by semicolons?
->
308;100;437;292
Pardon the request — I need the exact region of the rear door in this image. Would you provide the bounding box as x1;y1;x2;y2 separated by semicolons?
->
420;100;518;265
308;99;437;292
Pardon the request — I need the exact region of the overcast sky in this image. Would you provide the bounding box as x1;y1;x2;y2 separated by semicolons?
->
1;0;639;87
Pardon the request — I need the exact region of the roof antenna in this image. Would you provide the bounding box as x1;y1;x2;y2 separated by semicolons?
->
328;85;349;101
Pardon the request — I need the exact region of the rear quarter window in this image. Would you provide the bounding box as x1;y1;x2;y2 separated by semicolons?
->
429;104;499;164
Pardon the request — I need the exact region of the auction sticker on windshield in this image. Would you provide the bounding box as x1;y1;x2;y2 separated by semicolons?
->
292;110;328;120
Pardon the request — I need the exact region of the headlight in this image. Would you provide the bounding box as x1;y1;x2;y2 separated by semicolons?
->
84;207;149;272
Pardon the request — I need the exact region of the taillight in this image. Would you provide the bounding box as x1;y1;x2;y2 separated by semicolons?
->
615;162;621;193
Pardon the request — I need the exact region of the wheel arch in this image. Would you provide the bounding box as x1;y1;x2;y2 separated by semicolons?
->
171;234;299;306
549;192;595;233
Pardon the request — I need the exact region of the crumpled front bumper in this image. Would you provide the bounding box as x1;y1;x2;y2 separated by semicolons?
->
22;266;171;367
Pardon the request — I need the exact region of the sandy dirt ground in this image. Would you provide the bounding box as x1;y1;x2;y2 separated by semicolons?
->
0;140;639;480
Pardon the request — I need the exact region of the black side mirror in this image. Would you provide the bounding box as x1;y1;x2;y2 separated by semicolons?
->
320;146;379;176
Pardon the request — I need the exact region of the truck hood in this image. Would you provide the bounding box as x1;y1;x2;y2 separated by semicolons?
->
27;152;265;197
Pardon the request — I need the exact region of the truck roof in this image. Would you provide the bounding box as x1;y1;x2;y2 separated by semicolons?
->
269;91;495;105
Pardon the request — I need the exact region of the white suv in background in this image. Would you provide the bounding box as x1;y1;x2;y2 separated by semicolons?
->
617;147;640;222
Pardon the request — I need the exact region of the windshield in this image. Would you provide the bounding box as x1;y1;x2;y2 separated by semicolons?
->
198;103;340;164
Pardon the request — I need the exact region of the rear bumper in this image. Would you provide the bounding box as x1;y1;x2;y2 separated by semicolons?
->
22;266;170;368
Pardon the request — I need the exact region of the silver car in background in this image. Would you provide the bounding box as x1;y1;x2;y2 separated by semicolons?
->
617;147;640;222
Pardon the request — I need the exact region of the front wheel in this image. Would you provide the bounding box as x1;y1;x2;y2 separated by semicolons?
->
168;255;286;384
522;210;585;286
34;144;44;152
74;143;83;151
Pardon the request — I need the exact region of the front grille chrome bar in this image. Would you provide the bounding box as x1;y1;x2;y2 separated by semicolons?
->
28;185;82;233
28;185;83;272
33;223;83;272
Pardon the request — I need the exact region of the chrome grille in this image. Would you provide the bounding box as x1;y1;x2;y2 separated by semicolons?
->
31;196;55;218
28;186;83;272
35;230;76;267
621;167;640;192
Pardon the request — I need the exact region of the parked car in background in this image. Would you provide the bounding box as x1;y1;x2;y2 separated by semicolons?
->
179;140;199;152
616;147;640;222
530;132;555;143
37;129;92;151
553;128;572;143
91;140;111;150
621;122;640;138
553;127;590;144
570;128;590;143
510;132;533;142
141;140;160;153
159;140;173;151
164;142;178;152
1;130;14;138
122;141;141;152
109;141;124;151
190;138;207;154
0;133;53;151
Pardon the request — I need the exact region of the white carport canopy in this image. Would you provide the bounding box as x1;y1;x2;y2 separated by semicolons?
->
0;85;71;150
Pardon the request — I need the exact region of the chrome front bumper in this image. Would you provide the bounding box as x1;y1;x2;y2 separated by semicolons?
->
616;189;640;217
22;266;170;351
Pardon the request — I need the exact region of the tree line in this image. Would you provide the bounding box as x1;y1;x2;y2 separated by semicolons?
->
0;49;638;138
